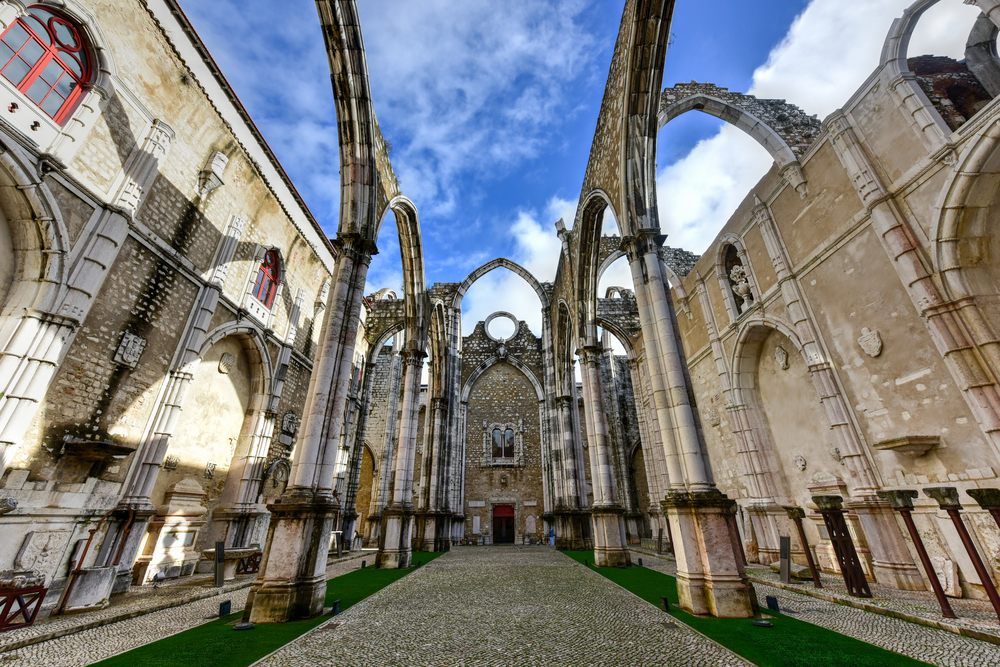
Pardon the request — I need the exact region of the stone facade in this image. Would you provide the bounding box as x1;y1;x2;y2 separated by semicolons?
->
0;0;335;613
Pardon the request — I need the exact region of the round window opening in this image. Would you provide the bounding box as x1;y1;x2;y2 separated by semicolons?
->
484;311;518;342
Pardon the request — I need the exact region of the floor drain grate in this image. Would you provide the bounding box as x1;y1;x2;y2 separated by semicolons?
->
663;621;679;629
320;621;342;631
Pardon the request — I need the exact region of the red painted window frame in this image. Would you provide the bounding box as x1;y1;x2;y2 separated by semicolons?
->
0;6;92;125
252;250;280;309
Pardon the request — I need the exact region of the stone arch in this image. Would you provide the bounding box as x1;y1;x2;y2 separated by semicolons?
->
0;143;68;328
554;299;575;396
934;118;1000;384
461;355;545;404
426;301;447;399
657;85;813;198
596;315;637;360
879;0;974;150
367;320;405;368
966;13;1000;97
198;322;273;404
452;257;549;311
375;195;427;353
575;192;618;348
730;316;808;402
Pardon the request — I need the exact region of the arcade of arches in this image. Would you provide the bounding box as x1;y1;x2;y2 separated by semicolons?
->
5;1;1000;654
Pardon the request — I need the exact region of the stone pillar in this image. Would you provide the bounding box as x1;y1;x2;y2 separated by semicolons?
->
578;346;629;567
376;346;425;568
626;231;754;617
419;397;449;551
553;395;588;549
249;235;373;623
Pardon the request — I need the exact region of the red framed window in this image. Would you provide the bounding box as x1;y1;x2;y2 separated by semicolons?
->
252;250;279;309
0;6;91;124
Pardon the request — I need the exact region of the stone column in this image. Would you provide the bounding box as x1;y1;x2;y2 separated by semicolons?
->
578;346;629;567
625;231;755;617
419;396;449;551
249;235;373;623
553;394;588;549
376;346;425;568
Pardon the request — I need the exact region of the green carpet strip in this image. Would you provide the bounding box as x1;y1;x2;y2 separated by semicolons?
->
92;553;444;667
562;551;930;667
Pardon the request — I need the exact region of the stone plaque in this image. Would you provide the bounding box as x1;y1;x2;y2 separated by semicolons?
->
113;332;147;368
468;501;485;508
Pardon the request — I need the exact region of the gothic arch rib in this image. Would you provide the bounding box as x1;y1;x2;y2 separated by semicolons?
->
452;257;549;310
658;84;819;198
460;355;545;404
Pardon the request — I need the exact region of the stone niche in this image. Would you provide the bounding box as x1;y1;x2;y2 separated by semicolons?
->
136;478;208;583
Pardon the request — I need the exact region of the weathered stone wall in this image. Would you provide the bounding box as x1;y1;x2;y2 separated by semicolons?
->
461;321;546;544
0;0;335;594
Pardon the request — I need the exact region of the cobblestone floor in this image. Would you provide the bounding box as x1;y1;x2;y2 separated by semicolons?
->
744;561;1000;636
634;549;1000;667
0;551;369;666
255;546;750;667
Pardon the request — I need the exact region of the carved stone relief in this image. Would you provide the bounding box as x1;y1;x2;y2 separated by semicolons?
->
218;352;236;374
857;327;882;358
163;454;179;470
113;332;147;368
204;462;217;479
775;346;789;370
706;409;721;427
794;455;807;471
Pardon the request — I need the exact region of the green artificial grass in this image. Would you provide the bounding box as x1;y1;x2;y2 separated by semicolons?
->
562;551;931;667
91;552;443;667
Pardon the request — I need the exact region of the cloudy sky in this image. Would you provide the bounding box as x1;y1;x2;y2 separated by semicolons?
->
178;0;977;337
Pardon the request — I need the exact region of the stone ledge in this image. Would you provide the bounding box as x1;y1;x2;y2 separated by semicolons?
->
746;575;1000;647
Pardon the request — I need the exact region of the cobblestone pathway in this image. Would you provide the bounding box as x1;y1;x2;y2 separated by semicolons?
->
255;546;750;667
635;549;1000;667
0;551;369;667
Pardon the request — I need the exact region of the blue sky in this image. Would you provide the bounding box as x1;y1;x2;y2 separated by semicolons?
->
178;0;977;335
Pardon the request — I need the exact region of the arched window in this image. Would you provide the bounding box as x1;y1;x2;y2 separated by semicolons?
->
492;428;503;458
503;429;514;457
0;6;91;124
252;249;280;309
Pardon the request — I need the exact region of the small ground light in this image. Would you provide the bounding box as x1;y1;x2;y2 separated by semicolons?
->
331;599;341;615
660;596;670;612
234;622;254;631
638;558;643;567
752;620;773;627
361;560;366;568
219;600;231;617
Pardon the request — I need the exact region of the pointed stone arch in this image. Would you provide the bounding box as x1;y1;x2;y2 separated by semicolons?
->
452;257;549;311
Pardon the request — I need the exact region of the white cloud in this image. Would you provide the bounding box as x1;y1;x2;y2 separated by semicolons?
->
657;0;979;256
358;0;599;219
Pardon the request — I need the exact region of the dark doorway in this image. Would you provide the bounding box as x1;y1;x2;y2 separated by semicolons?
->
493;505;515;544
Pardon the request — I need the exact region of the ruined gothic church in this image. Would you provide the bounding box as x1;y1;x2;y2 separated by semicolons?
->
2;0;1000;624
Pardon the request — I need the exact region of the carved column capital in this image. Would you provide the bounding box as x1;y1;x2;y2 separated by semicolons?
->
577;346;605;369
622;230;665;262
332;233;379;265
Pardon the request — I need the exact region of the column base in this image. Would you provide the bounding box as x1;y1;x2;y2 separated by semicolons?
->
376;505;415;569
248;492;338;624
415;511;452;552
662;490;757;618
592;506;631;567
846;496;925;591
553;509;592;550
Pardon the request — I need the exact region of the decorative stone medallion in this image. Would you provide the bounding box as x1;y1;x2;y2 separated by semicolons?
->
829;447;843;463
204;461;217;479
857;327;882;358
282;412;298;435
775;346;789;370
706;409;721;427
218;352;237;374
794;455;807;471
113;331;147;368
